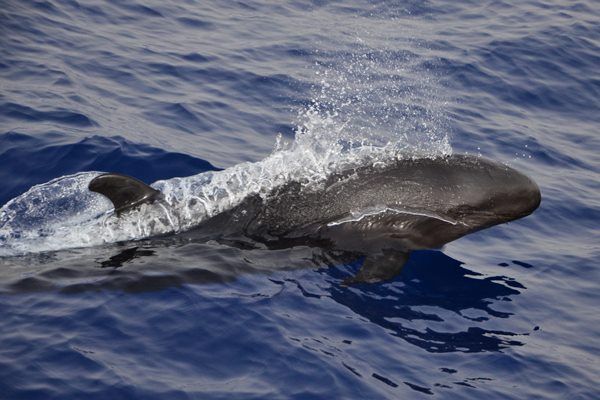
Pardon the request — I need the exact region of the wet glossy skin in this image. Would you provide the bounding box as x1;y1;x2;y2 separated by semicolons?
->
203;154;541;253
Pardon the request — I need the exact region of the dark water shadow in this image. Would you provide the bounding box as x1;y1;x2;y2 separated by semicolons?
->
99;246;156;268
0;236;317;294
0;238;529;354
322;250;527;353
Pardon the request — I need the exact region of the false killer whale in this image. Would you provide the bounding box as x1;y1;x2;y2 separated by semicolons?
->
89;154;540;283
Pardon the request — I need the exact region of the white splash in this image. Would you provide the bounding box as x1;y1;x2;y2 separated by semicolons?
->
0;42;451;256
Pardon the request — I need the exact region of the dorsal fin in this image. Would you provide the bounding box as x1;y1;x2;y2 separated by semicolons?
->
89;173;162;215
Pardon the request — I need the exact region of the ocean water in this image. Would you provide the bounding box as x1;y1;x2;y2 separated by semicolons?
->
0;0;598;398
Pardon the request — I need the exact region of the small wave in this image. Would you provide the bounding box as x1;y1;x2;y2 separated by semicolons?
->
0;102;97;127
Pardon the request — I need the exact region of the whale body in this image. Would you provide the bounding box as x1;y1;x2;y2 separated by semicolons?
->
90;154;541;283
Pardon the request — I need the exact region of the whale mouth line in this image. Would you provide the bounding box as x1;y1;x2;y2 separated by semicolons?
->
326;206;467;227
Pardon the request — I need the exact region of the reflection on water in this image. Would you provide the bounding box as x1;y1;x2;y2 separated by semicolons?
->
100;246;155;268
0;241;527;354
326;251;526;353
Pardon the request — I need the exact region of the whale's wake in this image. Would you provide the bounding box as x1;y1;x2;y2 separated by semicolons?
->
0;41;451;256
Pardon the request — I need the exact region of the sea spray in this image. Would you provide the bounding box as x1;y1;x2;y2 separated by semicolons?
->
0;39;451;255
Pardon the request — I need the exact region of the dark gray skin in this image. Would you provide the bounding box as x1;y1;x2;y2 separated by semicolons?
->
90;154;541;283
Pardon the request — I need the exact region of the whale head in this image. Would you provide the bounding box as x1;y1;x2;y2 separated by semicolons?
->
442;155;541;231
259;154;541;255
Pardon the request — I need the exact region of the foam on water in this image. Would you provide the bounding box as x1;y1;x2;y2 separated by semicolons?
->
0;41;451;256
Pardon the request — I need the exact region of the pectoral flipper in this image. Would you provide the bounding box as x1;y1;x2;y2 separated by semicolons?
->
344;249;410;284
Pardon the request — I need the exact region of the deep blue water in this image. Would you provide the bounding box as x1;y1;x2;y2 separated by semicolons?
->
1;1;599;398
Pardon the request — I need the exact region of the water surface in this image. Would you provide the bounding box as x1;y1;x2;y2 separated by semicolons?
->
1;1;599;398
